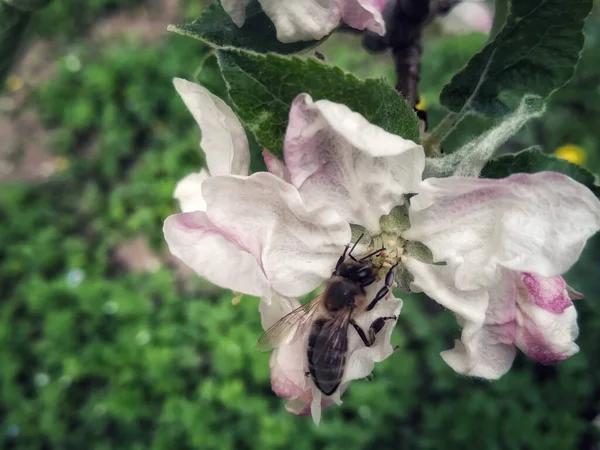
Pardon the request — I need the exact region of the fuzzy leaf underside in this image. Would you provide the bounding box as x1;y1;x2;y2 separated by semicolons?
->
217;49;420;156
440;0;593;117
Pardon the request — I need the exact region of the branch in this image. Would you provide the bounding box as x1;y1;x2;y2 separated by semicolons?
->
363;0;461;114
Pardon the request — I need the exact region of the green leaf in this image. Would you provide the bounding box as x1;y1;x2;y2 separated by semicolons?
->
4;0;51;11
195;53;228;101
440;0;593;117
481;147;600;197
167;1;319;54
217;49;420;155
0;3;32;86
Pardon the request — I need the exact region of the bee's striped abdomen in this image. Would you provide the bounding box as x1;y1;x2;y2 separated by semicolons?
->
307;318;348;396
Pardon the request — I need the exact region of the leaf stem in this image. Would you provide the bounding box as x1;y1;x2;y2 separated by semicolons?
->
422;111;462;156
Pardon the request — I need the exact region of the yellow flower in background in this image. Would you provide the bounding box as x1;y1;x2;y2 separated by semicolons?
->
416;96;427;111
555;144;586;165
53;156;70;173
5;75;24;93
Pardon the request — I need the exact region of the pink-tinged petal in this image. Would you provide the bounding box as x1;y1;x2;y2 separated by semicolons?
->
404;173;600;290
258;0;341;42
221;0;250;27
520;273;572;313
285;93;424;233
263;150;291;182
259;297;338;423
173;78;249;176
173;169;209;213
338;0;386;35
515;274;579;364
163;211;270;298
203;172;351;298
441;2;493;35
371;0;387;13
439;272;519;379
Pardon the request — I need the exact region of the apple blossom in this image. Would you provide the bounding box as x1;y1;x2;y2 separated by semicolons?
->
439;1;493;35
221;0;386;43
164;78;600;423
274;93;600;379
164;79;403;422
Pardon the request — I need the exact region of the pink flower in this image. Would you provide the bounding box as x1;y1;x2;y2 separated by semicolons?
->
265;93;600;380
440;1;493;35
164;77;600;417
434;271;578;379
221;0;386;43
163;80;404;422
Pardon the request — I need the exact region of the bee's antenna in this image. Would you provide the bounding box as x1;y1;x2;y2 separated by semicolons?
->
359;247;385;262
348;233;364;261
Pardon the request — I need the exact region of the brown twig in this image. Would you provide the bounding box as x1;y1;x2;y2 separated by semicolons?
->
363;0;461;108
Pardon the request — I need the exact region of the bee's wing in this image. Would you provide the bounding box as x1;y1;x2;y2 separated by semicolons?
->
255;294;323;352
312;309;353;365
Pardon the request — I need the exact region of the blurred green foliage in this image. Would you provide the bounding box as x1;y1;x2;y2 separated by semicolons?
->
1;2;599;449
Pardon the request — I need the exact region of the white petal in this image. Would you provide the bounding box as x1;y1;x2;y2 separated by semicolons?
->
163;211;270;298
441;337;517;380
259;293;300;329
311;390;322;425
259;0;341;42
221;0;250;27
441;1;493;35
173;169;209;213
340;0;386;35
403;257;488;331
439;271;519;379
202;172;351;297
285;94;425;233
173;78;250;176
515;273;579;363
404;173;600;290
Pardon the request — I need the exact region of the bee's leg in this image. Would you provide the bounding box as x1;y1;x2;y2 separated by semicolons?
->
334;244;350;273
347;232;364;262
366;316;397;344
350;319;371;346
350;316;397;347
365;262;399;311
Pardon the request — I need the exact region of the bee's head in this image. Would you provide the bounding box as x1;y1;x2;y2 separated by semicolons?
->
336;260;376;287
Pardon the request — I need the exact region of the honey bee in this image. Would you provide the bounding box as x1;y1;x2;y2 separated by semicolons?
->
256;234;398;396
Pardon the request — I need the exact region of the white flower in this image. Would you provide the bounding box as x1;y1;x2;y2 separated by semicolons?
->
221;0;386;43
166;78;350;301
274;94;600;379
440;1;493;35
163;80;403;421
